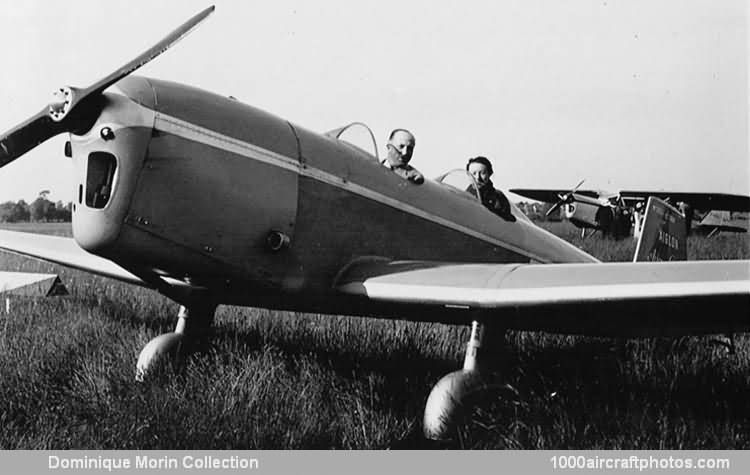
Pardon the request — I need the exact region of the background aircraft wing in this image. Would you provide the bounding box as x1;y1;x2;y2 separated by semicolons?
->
510;188;601;202
0;230;145;286
619;191;750;211
335;259;750;336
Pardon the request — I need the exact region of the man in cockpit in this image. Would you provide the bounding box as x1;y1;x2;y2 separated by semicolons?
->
466;156;515;222
381;129;424;184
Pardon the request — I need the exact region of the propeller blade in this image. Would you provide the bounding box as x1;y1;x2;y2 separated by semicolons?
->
571;179;585;193
0;107;65;168
56;5;216;125
546;179;585;216
0;6;215;170
546;201;563;217
81;5;215;100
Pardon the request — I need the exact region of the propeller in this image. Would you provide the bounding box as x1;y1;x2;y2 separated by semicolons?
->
545;179;585;217
0;6;215;169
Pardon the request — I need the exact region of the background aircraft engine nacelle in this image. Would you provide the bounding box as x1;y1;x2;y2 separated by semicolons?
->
565;202;599;229
70;88;156;255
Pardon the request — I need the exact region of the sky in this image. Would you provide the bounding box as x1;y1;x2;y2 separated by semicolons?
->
0;0;747;203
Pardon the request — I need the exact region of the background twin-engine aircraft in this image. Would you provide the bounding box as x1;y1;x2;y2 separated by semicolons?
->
511;184;750;239
0;7;748;439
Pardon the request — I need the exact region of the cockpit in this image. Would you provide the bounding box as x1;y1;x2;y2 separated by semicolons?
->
435;169;482;201
325;121;527;222
435;169;526;222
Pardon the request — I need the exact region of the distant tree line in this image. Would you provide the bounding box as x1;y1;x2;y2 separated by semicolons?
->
0;191;72;223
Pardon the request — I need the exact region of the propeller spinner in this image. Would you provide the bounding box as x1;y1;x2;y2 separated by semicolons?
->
0;5;215;169
546;179;585;217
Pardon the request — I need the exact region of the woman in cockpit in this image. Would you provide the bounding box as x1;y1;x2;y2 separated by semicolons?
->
466;156;516;222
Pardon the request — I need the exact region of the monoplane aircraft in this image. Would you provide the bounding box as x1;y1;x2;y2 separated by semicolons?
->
695;211;749;236
511;184;750;239
1;7;748;440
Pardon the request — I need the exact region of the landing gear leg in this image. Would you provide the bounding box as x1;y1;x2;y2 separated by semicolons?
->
136;301;217;381
423;320;503;440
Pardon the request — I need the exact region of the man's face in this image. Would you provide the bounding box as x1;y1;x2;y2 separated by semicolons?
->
468;162;491;188
387;131;415;166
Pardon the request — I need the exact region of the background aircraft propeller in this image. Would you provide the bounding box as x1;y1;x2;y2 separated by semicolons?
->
0;5;215;169
546;179;585;217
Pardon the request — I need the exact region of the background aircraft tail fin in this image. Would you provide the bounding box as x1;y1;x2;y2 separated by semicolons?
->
633;196;687;262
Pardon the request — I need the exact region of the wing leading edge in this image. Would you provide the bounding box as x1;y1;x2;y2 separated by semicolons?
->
336;259;750;337
0;230;144;286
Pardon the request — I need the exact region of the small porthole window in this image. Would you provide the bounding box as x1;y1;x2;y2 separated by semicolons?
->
86;152;117;209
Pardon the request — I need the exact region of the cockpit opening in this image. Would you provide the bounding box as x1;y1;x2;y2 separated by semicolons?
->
85;152;117;209
325;122;380;162
436;168;528;223
435;169;481;200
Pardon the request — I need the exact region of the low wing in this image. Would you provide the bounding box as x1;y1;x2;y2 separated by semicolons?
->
336;259;750;337
0;230;144;286
619;191;750;211
509;189;601;203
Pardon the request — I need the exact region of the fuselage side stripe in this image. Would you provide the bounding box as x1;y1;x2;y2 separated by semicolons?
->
153;112;548;263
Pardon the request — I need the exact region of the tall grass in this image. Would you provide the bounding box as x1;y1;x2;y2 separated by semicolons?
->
0;222;748;448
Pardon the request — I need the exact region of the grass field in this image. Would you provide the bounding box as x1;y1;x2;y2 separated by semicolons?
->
0;221;748;449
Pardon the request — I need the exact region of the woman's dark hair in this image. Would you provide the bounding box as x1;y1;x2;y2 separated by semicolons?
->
466;156;493;175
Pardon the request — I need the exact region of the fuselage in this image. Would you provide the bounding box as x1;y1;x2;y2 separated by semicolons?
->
68;76;596;313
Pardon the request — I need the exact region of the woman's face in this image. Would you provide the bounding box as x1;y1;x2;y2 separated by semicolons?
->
468;162;491;188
